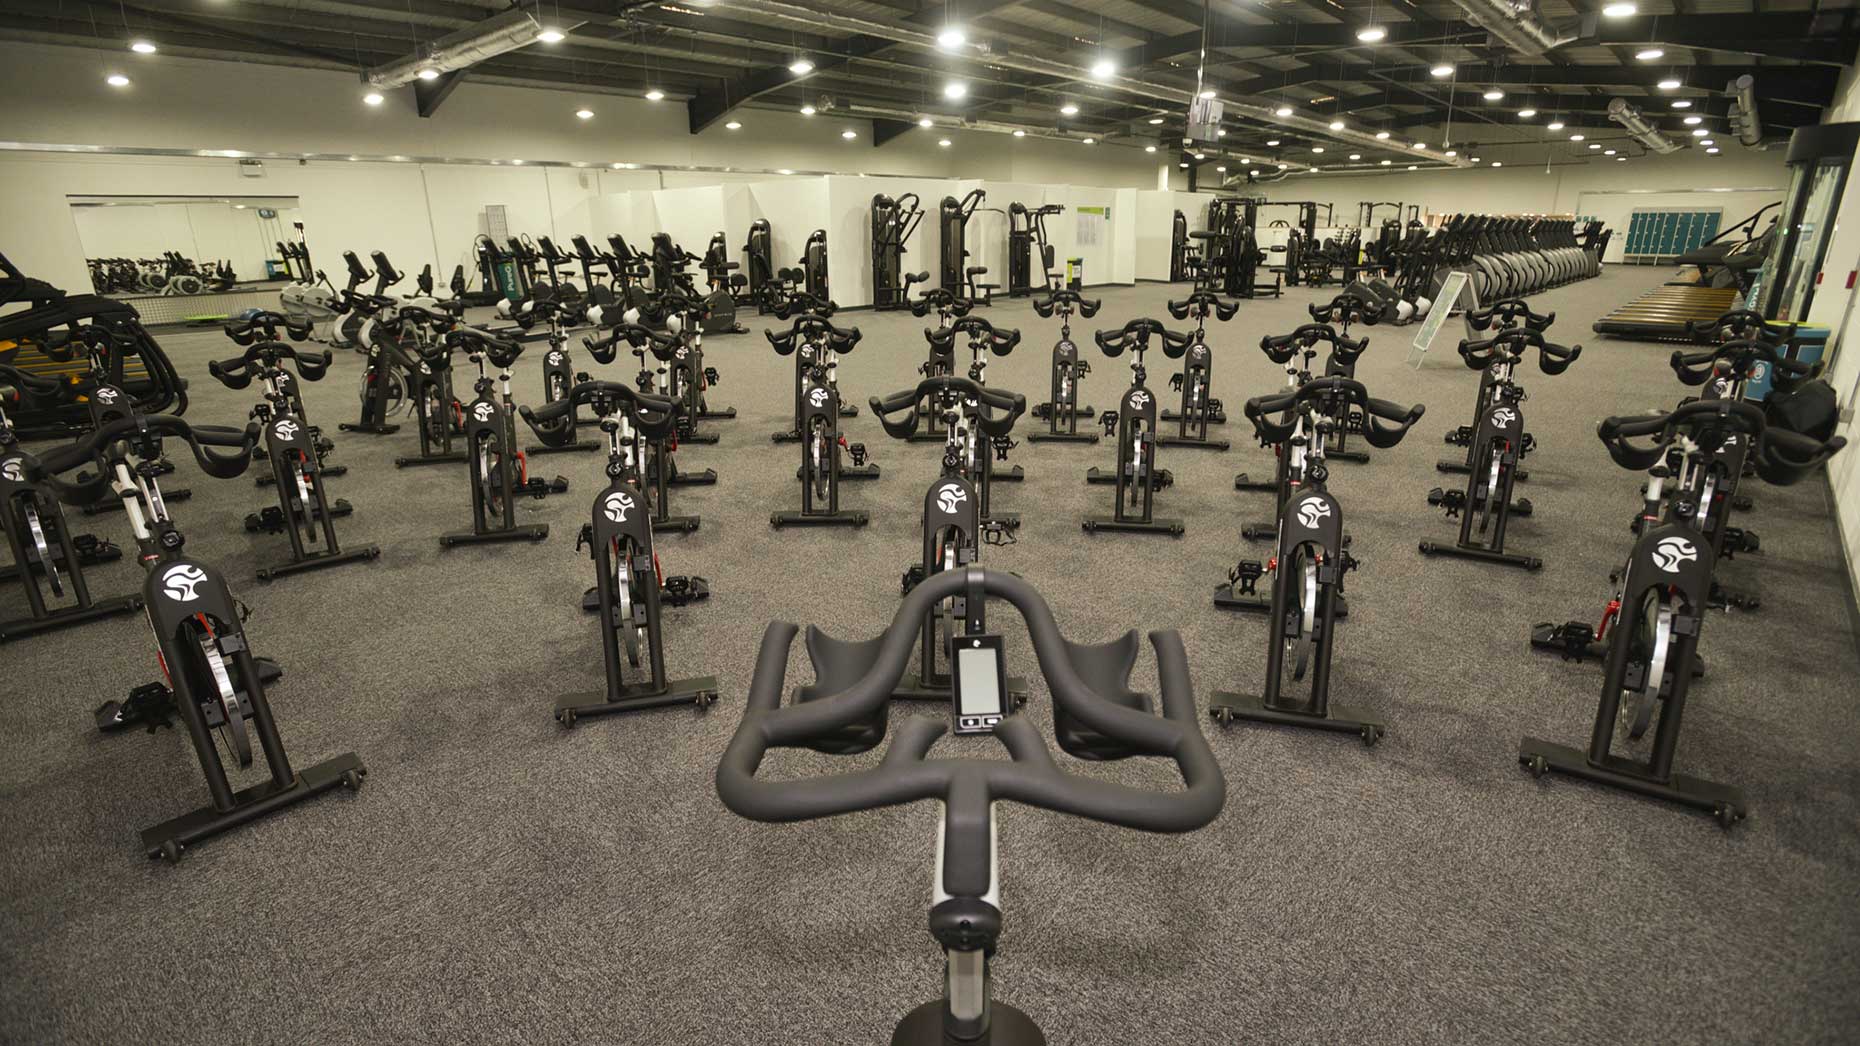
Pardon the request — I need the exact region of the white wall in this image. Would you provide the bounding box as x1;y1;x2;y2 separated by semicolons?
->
1806;62;1860;594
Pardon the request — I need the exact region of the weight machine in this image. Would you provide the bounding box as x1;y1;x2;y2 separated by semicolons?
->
1007;202;1063;297
1204;198;1281;299
940;189;997;305
872;193;925;310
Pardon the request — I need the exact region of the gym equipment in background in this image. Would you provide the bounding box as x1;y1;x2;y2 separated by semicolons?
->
1170;209;1200;282
1231;321;1366;528
526;379;717;726
800;229;829;301
637;290;734;444
906;281;973;444
439;328;567;548
380;304;468;469
1202;198;1282;299
0;364;139;643
716;568;1225;1046
770;317;870;529
1027;289;1099;445
1439;299;1552;477
871;193;925;310
767;292;867;445
649;233;743;336
1158;291;1239;451
742;219;775;310
870;374;1030;703
1420;322;1579;571
926;316;1024;522
1209;377;1424;745
507;288;599;456
209;313;381;582
939;189;997;305
28;411;364;860
1006;201;1063;297
1084;318;1190;537
1520;400;1845;828
473;234;527;304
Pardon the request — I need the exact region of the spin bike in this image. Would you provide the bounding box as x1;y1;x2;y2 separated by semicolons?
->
1084;318;1191;536
439;328;569;548
770;320;869;528
1209;377;1424;746
1027;289;1099;444
906;282;973;444
1419;326;1579;571
1235;323;1367;535
1520;399;1844;827
384;304;468;469
926;316;1024;492
871;374;1032;705
1158;291;1239;450
583;322;716;507
525;379;717;727
767;311;877;482
717;569;1225;1046
208;312;381;581
27;412;364;860
1440;299;1552;477
510;289;598;456
0;365;139;642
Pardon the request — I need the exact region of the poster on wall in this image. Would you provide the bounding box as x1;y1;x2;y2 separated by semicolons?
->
1076;206;1108;247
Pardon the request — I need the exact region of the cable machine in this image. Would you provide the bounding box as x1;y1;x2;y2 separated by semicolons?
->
1007;202;1063;298
871;193;926;310
742;219;774;307
939;189;995;305
1204;197;1281;299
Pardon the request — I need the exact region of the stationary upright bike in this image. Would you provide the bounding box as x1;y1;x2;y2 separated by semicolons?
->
1084;318;1191;536
769;319;870;528
439;327;568;548
1027;289;1099;445
1209;377;1423;745
1158;291;1238;451
525;379;718;727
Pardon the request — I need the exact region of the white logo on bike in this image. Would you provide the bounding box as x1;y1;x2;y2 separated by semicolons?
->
602;490;635;523
1295;496;1332;530
547;350;564;366
808;387;830;409
96;387;119;403
935;482;968;515
160;563;208;602
272;419;300;440
1129;390;1151;411
1651;536;1698;573
472;402;495;423
0;460;21;482
1489;407;1518;429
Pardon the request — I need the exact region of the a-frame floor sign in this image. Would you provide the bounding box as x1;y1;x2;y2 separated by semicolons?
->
1406;269;1479;368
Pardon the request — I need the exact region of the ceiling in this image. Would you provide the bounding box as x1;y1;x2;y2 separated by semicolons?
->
3;0;1853;178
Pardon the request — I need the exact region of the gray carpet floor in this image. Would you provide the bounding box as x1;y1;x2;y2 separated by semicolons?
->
3;266;1858;1046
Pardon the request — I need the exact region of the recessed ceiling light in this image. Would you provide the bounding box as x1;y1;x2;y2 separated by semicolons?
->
1491;161;1503;167
789;59;814;75
1445;149;1457;157
800;105;816;115
611;162;623;169
418;68;441;81
576;108;594;120
1672;99;1693;109
939;138;952;147
1266;139;1280;146
1329;120;1345;130
1060;103;1079;116
1380;159;1391;165
1683;115;1702;125
1483;89;1505;101
1700;139;1714;146
1706;147;1720;154
1090;59;1115;80
778;168;794;175
1357;26;1387;42
1250;169;1260;176
1430;64;1454;78
1216;129;1226;137
1413;142;1426;149
1570;133;1585;141
130;40;157;54
1278;163;1287;169
1470;156;1481;163
1179;161;1190;168
1013;129;1026;138
1603;2;1637;16
1604;149;1616;155
1375;130;1391;140
1216;165;1227;172
919;117;934;128
1085;138;1097;145
1635;48;1664;60
1145;145;1157;153
1348;153;1361;160
1274;105;1293;117
1616;155;1627;161
1691;128;1709;136
1311;146;1324;153
1198;89;1216;99
1408;165;1418;170
537;28;566;43
362;90;382;105
937;28;966;49
841;129;857;139
1547;120;1565;131
645;89;664;101
944;81;968;100
1193;151;1205;159
1518;108;1537;118
1148;117;1164;125
1657;78;1681;90
725;120;742;130
511;159;524;165
1588;143;1601;149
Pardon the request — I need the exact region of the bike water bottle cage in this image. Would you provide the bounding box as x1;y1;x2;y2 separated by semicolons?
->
1459;328;1580;376
29;414;258;505
1670;339;1816;389
1166;292;1239;323
222;310;314;347
521;379;681;448
767;316;861;358
927;316;1020;357
1466;299;1554;333
1307;293;1383;328
1260;324;1366;368
1096;318;1193;360
208;342;333;391
1244;376;1423;449
1685;310;1795;346
908;287;975;320
869;376;1026;441
1031;290;1101;319
716;567;1226;902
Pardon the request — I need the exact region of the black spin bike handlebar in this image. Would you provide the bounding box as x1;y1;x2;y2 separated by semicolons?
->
766;316;861;357
1167;292;1239;322
28;414;258;505
925;316;1020;355
208;342;334;390
1466;299;1555;333
1031;290;1101;319
1095;318;1192;360
520;379;681;446
1685;310;1795;345
1259;323;1367;367
1244;376;1423;449
1307;293;1383;328
868;375;1026;440
223;310;313;346
909;287;975;319
1458;327;1580;376
1598;398;1845;483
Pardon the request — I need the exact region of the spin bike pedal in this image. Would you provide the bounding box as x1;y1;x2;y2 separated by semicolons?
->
70;533;123;566
1512;497;1534;518
1227;560;1264;597
1723;527;1759;556
660;575;711;606
1533;620;1598;662
848;443;870;468
981;521;1017;547
901;564;926;596
1732;493;1754;511
1427;487;1466;517
1443;425;1474;447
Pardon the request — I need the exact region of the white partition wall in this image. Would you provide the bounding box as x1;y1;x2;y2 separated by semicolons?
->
746;177;830;291
421;165;558;281
1133;190;1212;281
652;185;730;259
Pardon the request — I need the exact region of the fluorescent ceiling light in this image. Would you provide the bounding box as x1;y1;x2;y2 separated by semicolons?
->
1311;146;1324;153
1199;89;1216;99
800;105;816;115
1491;161;1503;167
937;28;966;49
1445;149;1457;157
1569;133;1585;141
1266;139;1280;146
1083;137;1096;144
1672;99;1693;109
789;59;814;75
1691;127;1708;136
918;117;934;128
1547;120;1564;130
944;81;968;100
1216;129;1226;137
1329;120;1345;130
1483;89;1504;101
130;40;157;54
1380;159;1391;165
1149;117;1164;125
1217;165;1227;172
1706;147;1720;154
1431;64;1454;78
939;138;952;147
1348;153;1361;160
1375;130;1391;140
1357;26;1387;42
1145;145;1157;153
1250;169;1260;176
1408;165;1418;170
1617;156;1627;161
1518;108;1536;118
418;68;440;81
1700;139;1714;146
1413;142;1426;149
537;28;565;43
1604;149;1616;155
1013;130;1026;138
1060;103;1079;116
1588;143;1601;149
1274;105;1293;117
1657;78;1681;90
1179;162;1189;168
1683;115;1702;125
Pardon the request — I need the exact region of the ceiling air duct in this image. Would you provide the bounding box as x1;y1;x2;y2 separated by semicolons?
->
1608;98;1681;154
363;8;545;89
1448;0;1577;56
1728;75;1763;147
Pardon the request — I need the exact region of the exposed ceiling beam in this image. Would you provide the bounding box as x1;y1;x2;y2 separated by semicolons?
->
415;69;465;118
1573;10;1857;66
